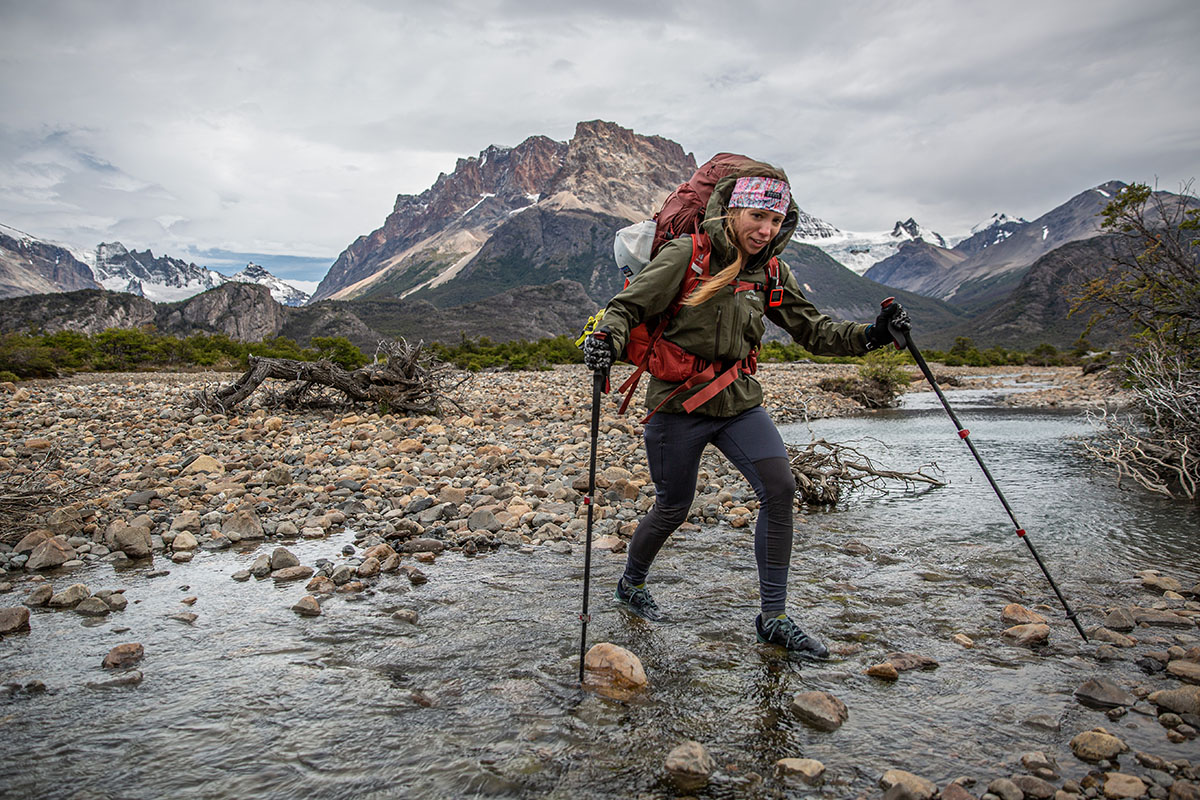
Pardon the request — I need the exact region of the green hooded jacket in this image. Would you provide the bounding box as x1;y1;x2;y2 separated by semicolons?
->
601;175;871;417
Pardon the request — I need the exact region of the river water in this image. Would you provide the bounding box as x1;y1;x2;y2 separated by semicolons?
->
1;377;1197;799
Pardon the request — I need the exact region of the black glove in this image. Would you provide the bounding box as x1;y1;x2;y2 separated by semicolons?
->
583;330;614;371
866;301;911;350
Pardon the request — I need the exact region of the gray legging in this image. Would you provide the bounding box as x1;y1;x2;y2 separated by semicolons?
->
620;405;796;617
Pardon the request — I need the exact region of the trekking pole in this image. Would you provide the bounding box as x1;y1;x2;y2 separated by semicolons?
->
578;367;607;684
880;298;1089;643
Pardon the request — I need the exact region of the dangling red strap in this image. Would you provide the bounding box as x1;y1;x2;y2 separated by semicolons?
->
680;360;747;414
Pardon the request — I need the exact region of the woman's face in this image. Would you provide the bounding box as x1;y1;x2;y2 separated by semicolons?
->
730;207;785;255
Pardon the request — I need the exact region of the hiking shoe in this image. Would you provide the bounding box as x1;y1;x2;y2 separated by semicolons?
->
755;614;829;660
614;578;662;621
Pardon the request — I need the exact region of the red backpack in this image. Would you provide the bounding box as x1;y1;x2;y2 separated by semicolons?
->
614;154;784;420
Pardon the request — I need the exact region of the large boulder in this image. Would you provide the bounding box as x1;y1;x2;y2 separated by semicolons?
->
0;606;31;634
105;521;152;559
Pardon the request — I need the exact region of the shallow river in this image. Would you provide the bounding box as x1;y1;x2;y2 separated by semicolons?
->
2;378;1198;799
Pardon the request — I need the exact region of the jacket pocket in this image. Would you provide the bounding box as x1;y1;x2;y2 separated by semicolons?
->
648;337;707;383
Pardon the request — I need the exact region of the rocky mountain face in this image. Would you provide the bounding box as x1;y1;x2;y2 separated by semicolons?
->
864;182;1126;310
229;262;310;306
0;283;285;343
0;224;101;299
91;242;227;303
312;120;697;305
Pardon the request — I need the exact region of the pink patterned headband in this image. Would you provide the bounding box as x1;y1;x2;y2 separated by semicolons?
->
728;176;791;214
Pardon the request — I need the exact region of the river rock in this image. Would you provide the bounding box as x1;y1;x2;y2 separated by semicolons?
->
23;583;52;607
223;508;264;540
306;576;336;594
106;521;152;559
1069;728;1128;761
664;740;713;791
879;769;937;800
14;529;51;555
867;663;900;680
1148;685;1200;716
171;531;198;552
1076;678;1137;709
1104;607;1137;632
584;642;647;691
363;543;396;562
170;511;202;532
886;652;939;672
27;536;77;569
952;634;975;648
102;643;144;668
272;566;314;583
987;777;1023;800
402;538;446;554
87;670;143;689
262;465;291;486
1011;773;1058;798
790;691;849;731
1103;772;1147;798
122;489;158;508
269;547;299;570
1140;571;1184;595
1132;607;1193;628
1004;623;1050;645
1003;603;1049;625
74;597;110;617
46;506;83;535
775;757;825;785
1091;627;1137;647
181;454;224;475
1167;660;1200;684
0;606;31;634
939;783;975;800
392;609;419;624
247;554;270;578
356;557;380;578
1170;781;1200;800
467;509;501;533
48;583;90;608
103;593;128;611
292;596;321;616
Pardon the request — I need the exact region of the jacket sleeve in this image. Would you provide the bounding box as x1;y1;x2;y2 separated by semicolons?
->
766;260;871;356
599;238;693;355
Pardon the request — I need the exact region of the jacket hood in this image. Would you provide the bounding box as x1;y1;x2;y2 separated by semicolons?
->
701;175;800;270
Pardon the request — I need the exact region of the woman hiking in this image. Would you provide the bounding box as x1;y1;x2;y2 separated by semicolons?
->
582;162;910;659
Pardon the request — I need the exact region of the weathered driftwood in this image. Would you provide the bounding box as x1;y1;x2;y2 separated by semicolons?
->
197;339;467;416
788;437;945;506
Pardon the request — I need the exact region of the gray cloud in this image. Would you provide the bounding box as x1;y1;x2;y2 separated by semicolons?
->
1;0;1197;278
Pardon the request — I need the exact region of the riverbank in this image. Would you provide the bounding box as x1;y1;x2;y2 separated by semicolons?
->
1;364;1195;800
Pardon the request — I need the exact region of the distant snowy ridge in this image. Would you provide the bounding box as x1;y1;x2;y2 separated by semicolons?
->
229;262;311;306
794;216;952;275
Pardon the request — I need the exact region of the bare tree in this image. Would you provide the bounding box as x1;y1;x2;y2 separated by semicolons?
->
196;338;468;415
1069;181;1199;501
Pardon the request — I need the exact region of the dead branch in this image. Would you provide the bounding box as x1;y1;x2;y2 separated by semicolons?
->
0;449;94;544
194;338;470;416
788;437;945;506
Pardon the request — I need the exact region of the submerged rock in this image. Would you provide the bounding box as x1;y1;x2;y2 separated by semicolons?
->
1075;678;1137;709
664;740;714;791
775;757;825;785
102;643;144;669
584;642;647;693
790;691;849;731
879;769;937;800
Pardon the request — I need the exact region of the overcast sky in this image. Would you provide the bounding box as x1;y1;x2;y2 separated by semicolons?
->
2;0;1197;283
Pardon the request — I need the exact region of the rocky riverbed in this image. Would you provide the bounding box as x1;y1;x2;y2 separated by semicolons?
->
1;363;1196;800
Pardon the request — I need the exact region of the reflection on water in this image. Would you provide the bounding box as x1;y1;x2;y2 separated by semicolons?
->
1;385;1197;799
